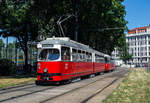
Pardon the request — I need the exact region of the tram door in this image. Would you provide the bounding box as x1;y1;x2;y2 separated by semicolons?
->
61;46;73;79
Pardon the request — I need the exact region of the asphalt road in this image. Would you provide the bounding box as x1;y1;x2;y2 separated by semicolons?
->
0;67;130;103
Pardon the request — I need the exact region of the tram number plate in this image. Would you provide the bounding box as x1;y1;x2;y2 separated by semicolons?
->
42;77;49;80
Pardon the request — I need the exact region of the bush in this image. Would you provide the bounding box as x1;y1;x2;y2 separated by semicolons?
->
0;59;16;76
23;64;32;74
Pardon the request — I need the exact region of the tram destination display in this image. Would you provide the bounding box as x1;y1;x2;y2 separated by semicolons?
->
42;44;54;47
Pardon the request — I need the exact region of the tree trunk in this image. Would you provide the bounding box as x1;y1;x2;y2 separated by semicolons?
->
24;29;29;74
6;37;8;59
24;45;28;73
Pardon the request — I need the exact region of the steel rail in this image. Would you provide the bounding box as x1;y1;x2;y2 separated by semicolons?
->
40;68;129;103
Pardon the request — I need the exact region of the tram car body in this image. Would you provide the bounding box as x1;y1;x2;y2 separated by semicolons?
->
36;37;115;84
104;55;115;71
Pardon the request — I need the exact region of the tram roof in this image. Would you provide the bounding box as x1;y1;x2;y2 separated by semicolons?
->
38;37;108;56
39;37;94;52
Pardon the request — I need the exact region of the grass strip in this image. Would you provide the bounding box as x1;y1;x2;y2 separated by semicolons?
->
103;68;150;103
0;76;36;88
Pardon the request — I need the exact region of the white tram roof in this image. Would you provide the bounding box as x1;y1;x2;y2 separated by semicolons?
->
104;54;110;58
38;37;108;56
38;37;92;52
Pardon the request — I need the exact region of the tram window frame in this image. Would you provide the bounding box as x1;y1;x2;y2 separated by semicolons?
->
72;48;78;62
78;50;82;62
105;57;108;63
108;58;111;63
86;52;92;62
95;54;104;63
82;51;86;62
86;52;89;62
72;49;86;62
61;46;71;61
38;49;60;61
110;58;114;63
89;53;92;62
80;50;85;62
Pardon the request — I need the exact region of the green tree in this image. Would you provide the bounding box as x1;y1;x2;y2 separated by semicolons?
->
33;0;127;54
8;42;15;60
78;0;127;54
0;39;5;59
0;0;128;69
0;0;38;71
118;34;132;64
0;39;4;47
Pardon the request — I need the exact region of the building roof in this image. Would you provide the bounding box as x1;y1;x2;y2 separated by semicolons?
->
128;26;150;34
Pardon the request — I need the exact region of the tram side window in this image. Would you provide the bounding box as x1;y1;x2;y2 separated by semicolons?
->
86;52;92;62
61;47;70;61
95;54;104;63
105;57;108;63
101;56;105;63
107;58;110;63
72;49;78;61
39;49;47;60
78;50;82;62
86;52;88;62
89;53;92;62
95;54;99;62
72;49;86;62
82;51;86;62
110;58;114;63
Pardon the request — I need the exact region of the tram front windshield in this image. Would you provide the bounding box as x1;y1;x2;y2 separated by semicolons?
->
38;49;59;61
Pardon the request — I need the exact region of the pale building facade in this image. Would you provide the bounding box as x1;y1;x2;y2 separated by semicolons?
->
126;26;150;66
111;48;123;66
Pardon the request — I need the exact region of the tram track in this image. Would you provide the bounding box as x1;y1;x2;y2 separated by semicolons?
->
0;83;34;91
0;67;119;95
81;70;129;103
40;68;129;103
0;68;129;103
0;85;37;95
0;86;57;102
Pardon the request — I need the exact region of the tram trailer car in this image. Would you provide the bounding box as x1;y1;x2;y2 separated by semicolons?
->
36;37;115;84
104;55;115;72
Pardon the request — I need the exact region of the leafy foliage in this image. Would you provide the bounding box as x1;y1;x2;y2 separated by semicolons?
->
0;0;128;70
0;39;5;47
0;59;16;76
0;39;5;58
118;34;132;63
33;0;127;54
0;0;38;69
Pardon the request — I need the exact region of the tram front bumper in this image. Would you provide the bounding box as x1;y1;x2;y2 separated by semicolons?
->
37;73;62;81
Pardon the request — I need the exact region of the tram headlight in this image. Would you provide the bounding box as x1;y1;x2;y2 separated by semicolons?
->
44;68;48;73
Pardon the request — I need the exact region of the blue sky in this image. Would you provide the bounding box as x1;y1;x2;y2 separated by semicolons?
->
124;0;150;30
0;36;16;43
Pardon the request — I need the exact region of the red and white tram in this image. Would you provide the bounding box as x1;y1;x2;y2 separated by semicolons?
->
36;37;115;84
104;55;115;72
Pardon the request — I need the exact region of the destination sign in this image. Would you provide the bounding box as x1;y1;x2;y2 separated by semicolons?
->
42;44;54;47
